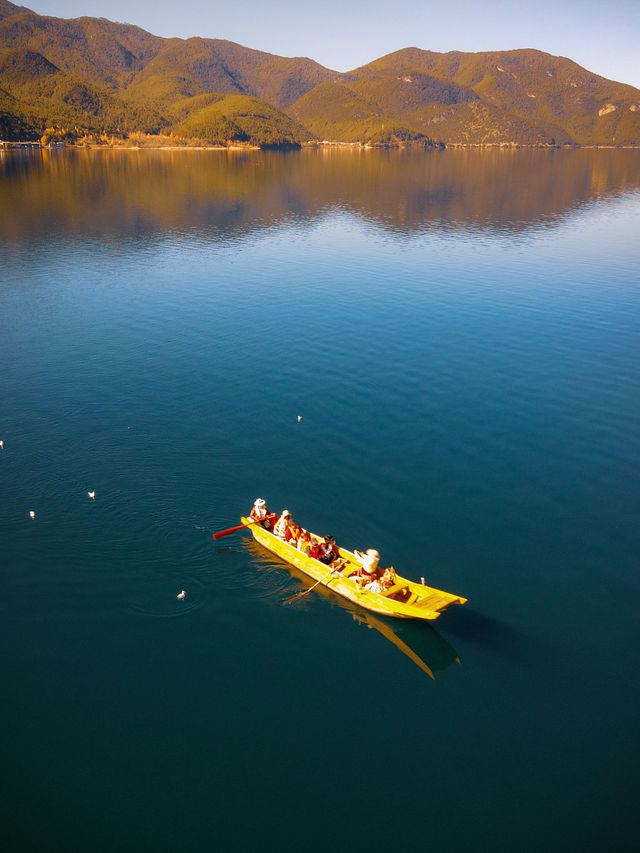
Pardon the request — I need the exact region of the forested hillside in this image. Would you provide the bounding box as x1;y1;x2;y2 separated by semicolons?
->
1;1;638;147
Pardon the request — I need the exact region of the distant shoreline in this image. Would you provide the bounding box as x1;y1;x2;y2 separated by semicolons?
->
2;140;640;151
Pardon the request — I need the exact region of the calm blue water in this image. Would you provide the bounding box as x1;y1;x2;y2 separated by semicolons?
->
1;148;639;852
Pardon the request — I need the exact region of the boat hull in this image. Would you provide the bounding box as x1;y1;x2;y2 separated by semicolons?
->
241;517;467;621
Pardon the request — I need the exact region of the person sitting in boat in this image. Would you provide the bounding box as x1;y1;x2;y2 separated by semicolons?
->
273;509;293;540
249;498;274;531
298;530;311;552
379;567;396;590
353;548;380;581
364;567;395;594
286;522;302;547
318;535;345;570
303;533;320;560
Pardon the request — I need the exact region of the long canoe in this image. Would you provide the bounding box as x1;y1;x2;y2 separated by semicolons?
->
240;516;467;621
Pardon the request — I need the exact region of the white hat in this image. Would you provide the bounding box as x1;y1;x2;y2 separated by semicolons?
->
366;549;379;559
254;498;266;506
282;509;291;517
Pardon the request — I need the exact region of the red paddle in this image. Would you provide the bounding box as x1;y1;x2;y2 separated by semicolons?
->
212;514;276;540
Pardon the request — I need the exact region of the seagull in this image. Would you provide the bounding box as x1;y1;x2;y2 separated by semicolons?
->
297;415;302;422
29;510;35;519
177;590;186;600
88;491;95;500
0;440;3;449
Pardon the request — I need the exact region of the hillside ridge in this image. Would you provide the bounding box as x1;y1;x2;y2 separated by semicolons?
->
1;1;638;147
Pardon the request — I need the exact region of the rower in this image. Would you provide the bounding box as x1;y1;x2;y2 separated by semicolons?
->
249;498;274;530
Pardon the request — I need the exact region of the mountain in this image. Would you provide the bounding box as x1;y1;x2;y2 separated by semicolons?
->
0;0;162;90
0;1;333;145
328;48;640;145
170;93;310;147
286;81;430;144
1;1;639;146
125;38;333;111
0;45;164;138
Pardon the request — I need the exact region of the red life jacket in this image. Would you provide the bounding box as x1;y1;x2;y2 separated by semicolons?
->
305;540;320;559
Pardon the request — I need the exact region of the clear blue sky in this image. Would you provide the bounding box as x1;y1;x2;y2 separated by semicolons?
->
25;0;640;88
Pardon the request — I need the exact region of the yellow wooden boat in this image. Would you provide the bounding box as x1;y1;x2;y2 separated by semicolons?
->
240;516;467;621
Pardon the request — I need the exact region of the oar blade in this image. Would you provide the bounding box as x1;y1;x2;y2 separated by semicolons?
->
212;524;245;540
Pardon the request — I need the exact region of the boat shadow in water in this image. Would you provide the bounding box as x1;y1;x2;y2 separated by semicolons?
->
245;539;461;679
440;606;535;665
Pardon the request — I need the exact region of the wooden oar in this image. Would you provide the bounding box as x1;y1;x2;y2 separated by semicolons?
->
212;514;275;540
285;567;338;604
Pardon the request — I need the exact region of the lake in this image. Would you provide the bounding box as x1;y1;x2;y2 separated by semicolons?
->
0;147;638;852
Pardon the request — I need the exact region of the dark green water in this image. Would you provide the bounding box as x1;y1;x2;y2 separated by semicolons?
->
1;148;638;852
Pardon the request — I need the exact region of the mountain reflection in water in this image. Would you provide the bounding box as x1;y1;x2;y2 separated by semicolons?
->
245;538;460;679
1;147;639;244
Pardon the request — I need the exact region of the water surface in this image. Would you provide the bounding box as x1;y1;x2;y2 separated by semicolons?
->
1;148;639;852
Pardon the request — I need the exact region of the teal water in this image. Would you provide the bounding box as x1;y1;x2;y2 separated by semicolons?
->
1;148;638;852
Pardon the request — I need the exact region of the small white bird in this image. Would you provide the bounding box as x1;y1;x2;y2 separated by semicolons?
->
297;415;302;422
0;439;4;449
177;590;186;600
88;491;95;500
29;510;35;519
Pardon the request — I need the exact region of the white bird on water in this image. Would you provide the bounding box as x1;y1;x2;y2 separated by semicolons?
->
29;510;35;519
297;415;302;422
177;590;186;600
0;439;4;449
88;491;95;500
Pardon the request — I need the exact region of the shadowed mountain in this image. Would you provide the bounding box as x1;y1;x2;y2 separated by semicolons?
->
1;1;639;145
